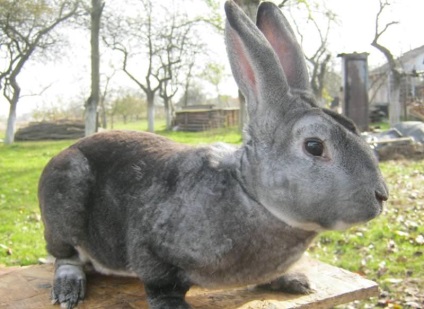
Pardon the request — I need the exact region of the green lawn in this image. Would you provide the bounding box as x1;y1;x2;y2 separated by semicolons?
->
0;121;422;307
115;119;242;144
0;140;73;265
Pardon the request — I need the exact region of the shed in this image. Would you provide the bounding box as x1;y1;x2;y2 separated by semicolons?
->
173;107;239;132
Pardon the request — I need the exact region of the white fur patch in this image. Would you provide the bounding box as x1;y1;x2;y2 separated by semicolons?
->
262;204;325;232
76;246;137;277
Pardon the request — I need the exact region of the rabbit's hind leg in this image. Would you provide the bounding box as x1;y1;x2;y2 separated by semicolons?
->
51;256;86;309
39;147;93;308
141;263;192;309
145;282;191;309
256;272;314;295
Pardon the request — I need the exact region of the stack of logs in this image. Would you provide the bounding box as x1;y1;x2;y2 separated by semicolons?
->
15;120;85;141
174;108;239;132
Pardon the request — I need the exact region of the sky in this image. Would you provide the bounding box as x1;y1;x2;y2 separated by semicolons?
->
324;0;423;65
1;0;423;119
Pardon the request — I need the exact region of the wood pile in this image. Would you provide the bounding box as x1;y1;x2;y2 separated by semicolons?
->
15;120;85;141
174;108;239;132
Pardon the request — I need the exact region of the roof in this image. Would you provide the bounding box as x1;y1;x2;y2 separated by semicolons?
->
370;44;424;75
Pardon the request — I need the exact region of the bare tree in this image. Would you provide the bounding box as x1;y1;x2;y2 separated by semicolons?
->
280;0;337;106
371;0;401;126
105;0;209;132
98;68;117;129
154;7;205;131
202;63;226;106
0;0;79;144
180;51;198;108
304;15;333;105
106;0;165;132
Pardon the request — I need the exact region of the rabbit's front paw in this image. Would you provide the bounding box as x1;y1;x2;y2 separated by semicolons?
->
51;264;86;308
256;272;314;295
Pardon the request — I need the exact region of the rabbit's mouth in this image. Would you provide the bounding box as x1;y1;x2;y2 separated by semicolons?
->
331;198;385;231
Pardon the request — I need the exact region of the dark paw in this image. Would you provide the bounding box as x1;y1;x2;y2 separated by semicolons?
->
148;297;192;309
145;281;192;309
256;272;313;294
51;264;86;308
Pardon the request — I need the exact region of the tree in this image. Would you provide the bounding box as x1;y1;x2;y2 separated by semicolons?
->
371;0;401;126
105;0;211;133
202;62;226;106
105;0;158;132
180;48;203;108
279;0;337;106
98;68;116;129
177;82;208;107
109;93;145;126
304;13;334;106
0;0;79;144
85;0;104;136
155;5;206;131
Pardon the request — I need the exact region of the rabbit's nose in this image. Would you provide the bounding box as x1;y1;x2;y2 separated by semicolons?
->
375;184;389;203
375;190;388;202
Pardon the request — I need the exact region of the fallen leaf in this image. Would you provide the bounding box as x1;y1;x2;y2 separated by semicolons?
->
415;234;424;245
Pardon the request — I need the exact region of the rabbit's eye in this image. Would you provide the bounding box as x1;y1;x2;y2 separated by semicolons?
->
304;139;324;157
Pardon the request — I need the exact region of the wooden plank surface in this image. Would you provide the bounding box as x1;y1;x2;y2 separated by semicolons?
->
0;257;378;309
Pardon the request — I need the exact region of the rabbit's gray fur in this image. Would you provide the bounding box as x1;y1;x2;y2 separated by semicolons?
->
38;1;388;308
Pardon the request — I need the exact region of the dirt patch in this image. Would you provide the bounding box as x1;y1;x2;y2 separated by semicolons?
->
377;143;424;161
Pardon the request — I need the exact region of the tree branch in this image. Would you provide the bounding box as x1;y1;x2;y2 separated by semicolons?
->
371;0;401;80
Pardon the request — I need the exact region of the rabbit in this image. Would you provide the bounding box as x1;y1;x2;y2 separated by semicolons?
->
38;1;388;309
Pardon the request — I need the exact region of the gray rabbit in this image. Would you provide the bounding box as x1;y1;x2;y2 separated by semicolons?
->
38;1;388;308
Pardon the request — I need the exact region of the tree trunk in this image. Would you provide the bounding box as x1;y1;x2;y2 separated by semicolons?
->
389;73;401;126
4;102;17;144
4;80;20;145
86;0;103;136
100;99;107;128
164;99;172;131
85;96;97;136
147;91;155;132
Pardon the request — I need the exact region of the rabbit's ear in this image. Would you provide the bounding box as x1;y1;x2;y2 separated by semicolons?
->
256;2;310;93
224;1;295;116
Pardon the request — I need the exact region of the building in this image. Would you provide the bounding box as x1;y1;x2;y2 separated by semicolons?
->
369;45;424;119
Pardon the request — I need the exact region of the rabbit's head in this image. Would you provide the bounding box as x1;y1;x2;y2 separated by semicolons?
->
225;1;388;232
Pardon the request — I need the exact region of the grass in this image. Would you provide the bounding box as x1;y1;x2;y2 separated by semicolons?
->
113;119;242;144
0;120;423;307
0;140;73;265
370;121;391;131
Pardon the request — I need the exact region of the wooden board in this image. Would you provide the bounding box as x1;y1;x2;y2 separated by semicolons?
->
0;258;378;309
